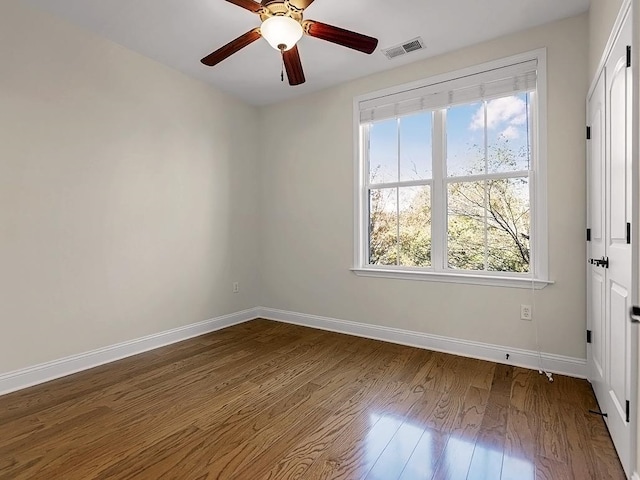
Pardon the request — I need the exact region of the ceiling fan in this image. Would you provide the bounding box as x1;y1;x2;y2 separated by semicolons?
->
201;0;379;86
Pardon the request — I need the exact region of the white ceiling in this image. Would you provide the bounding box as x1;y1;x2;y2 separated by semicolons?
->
23;0;590;106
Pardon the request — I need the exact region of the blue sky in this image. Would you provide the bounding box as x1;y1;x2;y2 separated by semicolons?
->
369;93;531;184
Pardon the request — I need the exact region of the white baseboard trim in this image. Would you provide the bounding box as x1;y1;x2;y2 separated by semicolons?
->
1;305;588;397
0;308;259;396
257;307;587;379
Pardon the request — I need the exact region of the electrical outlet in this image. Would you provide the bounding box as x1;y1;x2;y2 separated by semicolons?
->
233;282;239;294
520;304;532;320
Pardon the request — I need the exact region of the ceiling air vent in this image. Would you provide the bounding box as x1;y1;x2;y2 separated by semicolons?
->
382;37;426;60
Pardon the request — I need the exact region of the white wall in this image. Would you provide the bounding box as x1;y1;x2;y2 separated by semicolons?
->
0;3;259;373
258;14;589;359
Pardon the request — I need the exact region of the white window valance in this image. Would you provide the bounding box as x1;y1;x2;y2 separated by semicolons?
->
359;59;537;123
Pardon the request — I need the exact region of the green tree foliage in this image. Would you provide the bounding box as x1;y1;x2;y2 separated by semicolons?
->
369;140;530;272
369;186;432;267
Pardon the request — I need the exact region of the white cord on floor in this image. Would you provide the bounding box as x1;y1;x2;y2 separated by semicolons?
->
532;278;553;382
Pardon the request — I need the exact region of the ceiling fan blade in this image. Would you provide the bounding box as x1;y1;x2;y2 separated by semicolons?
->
287;0;315;10
225;0;262;13
201;29;261;67
303;20;378;54
283;45;306;85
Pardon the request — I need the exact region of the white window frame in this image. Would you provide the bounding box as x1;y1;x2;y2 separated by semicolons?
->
352;49;552;289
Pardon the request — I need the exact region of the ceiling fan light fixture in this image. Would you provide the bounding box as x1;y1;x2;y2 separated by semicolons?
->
260;15;303;51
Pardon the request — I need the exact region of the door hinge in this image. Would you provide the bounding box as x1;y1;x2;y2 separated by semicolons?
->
627;46;632;68
626;400;630;423
587;330;592;344
589;409;608;417
587;228;591;241
627;223;631;244
586;126;591;140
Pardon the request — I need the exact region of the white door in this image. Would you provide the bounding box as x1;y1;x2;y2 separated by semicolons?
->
587;69;607;408
588;13;633;476
604;15;633;473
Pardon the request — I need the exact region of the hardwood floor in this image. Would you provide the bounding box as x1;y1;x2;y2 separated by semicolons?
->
0;319;626;479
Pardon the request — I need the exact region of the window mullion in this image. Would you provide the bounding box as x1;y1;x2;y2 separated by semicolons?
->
483;101;489;271
528;92;537;276
370;179;433;189
432;110;446;271
396;118;401;266
396;187;400;265
363;125;371;266
444;170;531;183
484;179;489;271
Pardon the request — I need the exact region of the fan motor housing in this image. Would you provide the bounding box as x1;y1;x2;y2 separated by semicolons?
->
260;1;303;21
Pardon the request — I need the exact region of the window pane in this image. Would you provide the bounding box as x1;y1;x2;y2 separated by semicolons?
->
447;181;486;270
369;187;398;266
369;119;398;184
487;93;532;174
400;112;432;181
447;103;484;177
486;177;530;272
399;186;431;267
447;177;530;273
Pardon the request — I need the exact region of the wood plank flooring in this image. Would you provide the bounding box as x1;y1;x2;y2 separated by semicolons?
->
0;319;626;479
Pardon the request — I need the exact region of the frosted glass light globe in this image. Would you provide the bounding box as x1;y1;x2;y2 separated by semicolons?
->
261;16;303;51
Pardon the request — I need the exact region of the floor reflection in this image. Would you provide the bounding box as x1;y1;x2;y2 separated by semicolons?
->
365;414;405;469
500;454;535;480
366;413;535;480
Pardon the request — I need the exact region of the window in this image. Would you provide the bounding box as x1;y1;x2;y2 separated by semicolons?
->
353;50;551;288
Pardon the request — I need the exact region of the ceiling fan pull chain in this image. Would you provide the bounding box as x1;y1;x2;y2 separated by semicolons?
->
280;49;285;82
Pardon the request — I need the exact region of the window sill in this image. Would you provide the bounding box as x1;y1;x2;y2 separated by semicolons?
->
350;267;553;289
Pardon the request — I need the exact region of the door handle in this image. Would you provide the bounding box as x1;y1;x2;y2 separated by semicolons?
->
589;257;609;268
631;306;640;324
